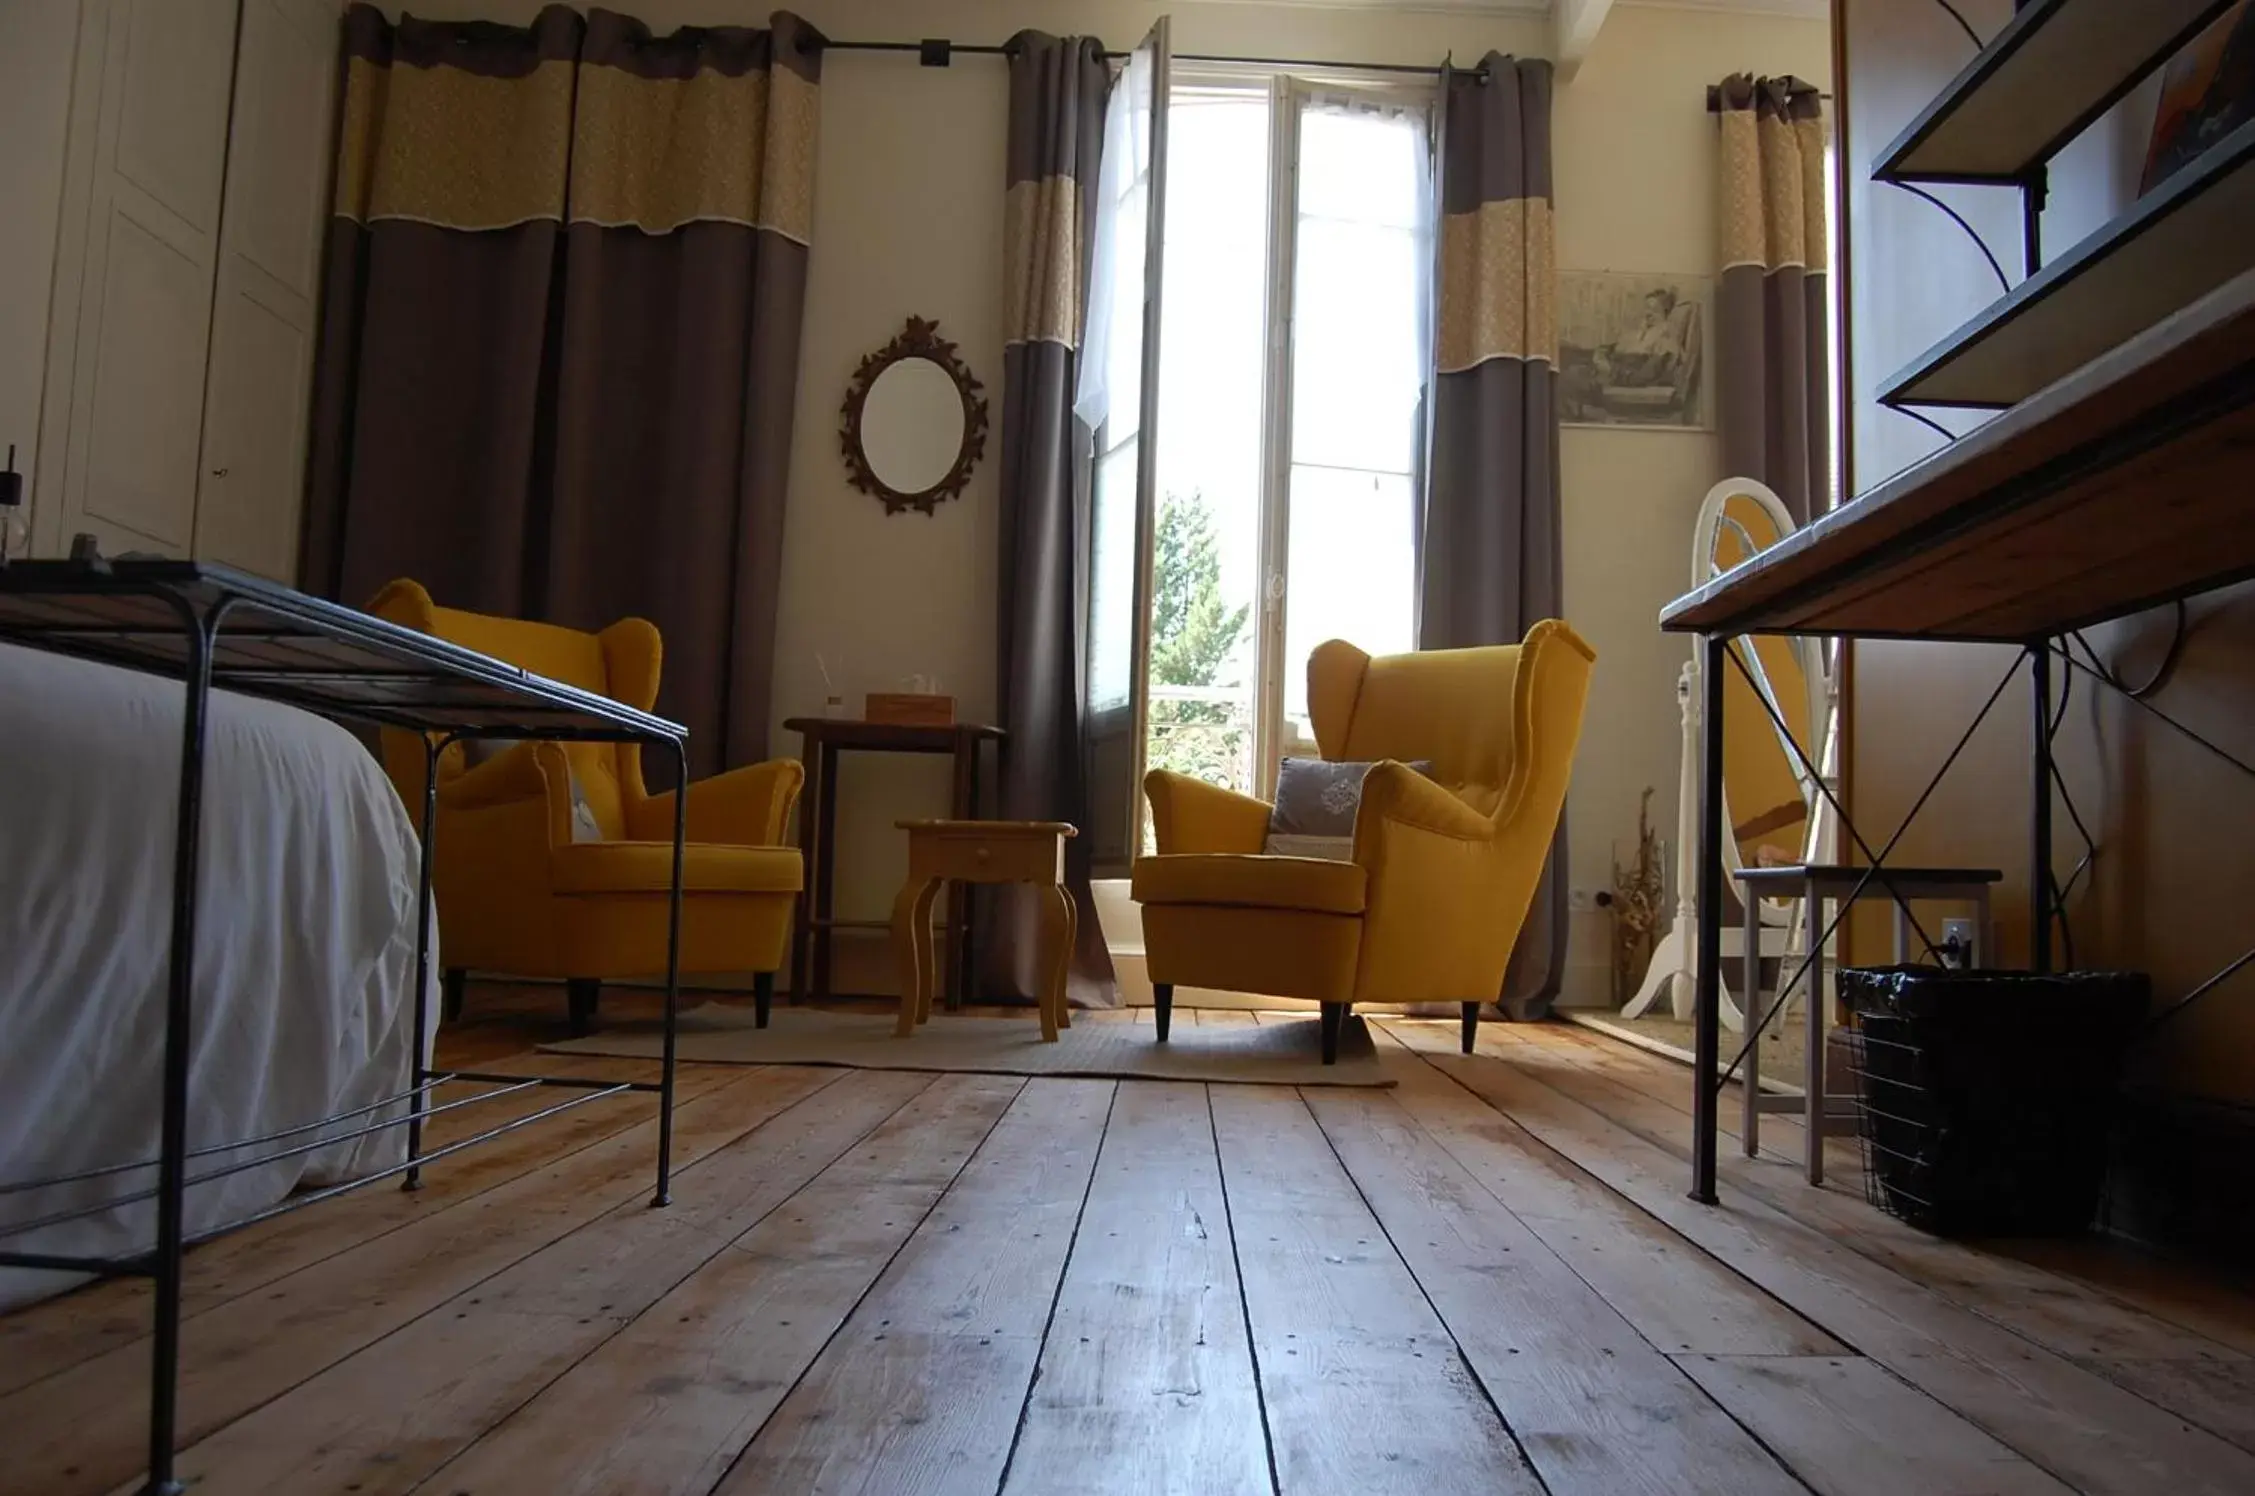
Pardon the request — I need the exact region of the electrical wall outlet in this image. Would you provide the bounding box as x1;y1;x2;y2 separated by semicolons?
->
1941;918;1976;968
1568;887;1600;913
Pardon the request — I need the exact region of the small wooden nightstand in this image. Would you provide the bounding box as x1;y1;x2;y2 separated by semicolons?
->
893;820;1077;1040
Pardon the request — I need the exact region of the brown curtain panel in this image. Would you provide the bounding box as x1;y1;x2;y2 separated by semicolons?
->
1421;54;1566;1021
987;31;1116;1007
303;4;823;774
1716;73;1830;526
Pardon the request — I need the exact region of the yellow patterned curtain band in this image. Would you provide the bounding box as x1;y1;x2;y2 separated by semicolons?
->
1004;175;1084;349
1437;197;1557;374
1719;108;1830;276
334;55;819;241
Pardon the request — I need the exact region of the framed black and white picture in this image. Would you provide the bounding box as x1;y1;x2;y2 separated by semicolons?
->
1558;270;1711;430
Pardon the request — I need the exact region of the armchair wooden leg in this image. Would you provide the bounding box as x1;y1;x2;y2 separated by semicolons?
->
442;968;468;1025
754;970;774;1030
566;978;599;1037
1320;1002;1345;1065
1461;1001;1480;1055
1153;983;1174;1042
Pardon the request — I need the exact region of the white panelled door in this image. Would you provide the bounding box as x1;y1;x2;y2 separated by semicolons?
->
55;0;239;557
194;0;338;580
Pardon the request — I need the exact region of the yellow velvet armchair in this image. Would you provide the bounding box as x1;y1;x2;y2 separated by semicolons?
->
368;580;804;1034
1131;620;1595;1062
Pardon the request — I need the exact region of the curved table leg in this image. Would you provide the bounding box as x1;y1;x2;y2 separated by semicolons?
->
1037;884;1072;1043
893;877;939;1036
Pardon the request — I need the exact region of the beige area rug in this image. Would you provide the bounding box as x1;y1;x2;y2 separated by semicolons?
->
540;1005;1393;1087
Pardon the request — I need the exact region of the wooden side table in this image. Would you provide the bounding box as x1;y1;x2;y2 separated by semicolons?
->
892;820;1077;1041
783;718;1004;1005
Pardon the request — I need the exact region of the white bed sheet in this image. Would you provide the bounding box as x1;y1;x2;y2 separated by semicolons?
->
1;642;434;1309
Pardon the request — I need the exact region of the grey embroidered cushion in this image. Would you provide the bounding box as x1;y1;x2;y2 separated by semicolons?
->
1263;756;1435;860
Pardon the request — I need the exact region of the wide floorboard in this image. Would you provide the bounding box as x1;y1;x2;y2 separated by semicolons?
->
5;995;2252;1496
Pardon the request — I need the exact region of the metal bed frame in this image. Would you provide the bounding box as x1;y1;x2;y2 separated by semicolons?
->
0;558;689;1496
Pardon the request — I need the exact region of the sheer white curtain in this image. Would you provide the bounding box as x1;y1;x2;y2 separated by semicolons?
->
1075;46;1153;436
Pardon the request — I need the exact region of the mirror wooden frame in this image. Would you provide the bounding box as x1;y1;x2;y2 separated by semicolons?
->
839;316;989;516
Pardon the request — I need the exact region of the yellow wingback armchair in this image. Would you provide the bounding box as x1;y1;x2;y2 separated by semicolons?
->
1131;620;1595;1062
368;580;804;1034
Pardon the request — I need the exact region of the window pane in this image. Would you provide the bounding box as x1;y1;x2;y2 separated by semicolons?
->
1087;436;1140;713
1144;85;1267;800
1282;100;1426;742
1283;466;1417;735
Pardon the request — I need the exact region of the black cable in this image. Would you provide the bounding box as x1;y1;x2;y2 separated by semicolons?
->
1890;183;2013;295
1931;0;1986;51
1893;406;1964;446
2072;600;2190;700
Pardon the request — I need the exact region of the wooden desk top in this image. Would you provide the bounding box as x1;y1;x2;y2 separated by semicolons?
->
1660;267;2255;643
783;718;1004;751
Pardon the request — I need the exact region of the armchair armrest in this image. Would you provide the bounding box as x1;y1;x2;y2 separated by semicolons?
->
1144;770;1273;856
627;758;804;846
1355;761;1495;846
438;741;575;846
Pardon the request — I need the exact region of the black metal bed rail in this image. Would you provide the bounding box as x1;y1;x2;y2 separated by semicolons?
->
0;1079;547;1236
0;1076;520;1197
0;1081;638;1280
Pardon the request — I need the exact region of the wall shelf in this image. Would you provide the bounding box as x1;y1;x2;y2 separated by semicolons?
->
1874;0;2237;186
1878;116;2255;410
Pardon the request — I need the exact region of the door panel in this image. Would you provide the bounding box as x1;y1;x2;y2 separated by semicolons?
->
222;0;334;300
54;0;239;557
114;0;237;237
1081;18;1171;872
83;209;212;547
193;0;336;579
194;285;308;579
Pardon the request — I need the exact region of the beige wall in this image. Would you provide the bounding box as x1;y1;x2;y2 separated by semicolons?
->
1842;0;2255;1106
1552;3;1832;1001
379;0;1832;1000
0;1;83;544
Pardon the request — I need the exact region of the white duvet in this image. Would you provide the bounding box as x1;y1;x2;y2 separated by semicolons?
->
1;643;434;1309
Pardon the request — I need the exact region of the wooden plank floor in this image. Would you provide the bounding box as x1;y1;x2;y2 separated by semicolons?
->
6;992;2253;1496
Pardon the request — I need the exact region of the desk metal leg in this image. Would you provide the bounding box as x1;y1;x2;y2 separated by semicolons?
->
2031;644;2053;973
1805;885;1828;1186
1742;878;1762;1158
144;602;217;1496
654;734;687;1207
1692;634;1727;1205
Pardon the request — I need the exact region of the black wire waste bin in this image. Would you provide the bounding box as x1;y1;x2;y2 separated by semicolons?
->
1840;966;2149;1236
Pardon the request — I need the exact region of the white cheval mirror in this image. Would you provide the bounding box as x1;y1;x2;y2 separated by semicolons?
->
1625;477;1839;1031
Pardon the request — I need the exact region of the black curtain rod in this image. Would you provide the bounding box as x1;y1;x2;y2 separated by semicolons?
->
821;37;1470;78
1706;83;1837;110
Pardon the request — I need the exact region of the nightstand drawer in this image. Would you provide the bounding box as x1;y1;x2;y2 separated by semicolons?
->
902;822;1068;884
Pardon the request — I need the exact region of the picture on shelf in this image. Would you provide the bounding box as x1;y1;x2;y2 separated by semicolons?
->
2143;0;2255;194
1558;270;1710;429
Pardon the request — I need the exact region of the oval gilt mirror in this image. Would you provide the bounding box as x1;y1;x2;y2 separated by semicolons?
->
841;317;988;516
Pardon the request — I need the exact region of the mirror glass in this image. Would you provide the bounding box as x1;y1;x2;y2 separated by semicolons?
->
861;357;966;496
1712;493;1815;871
